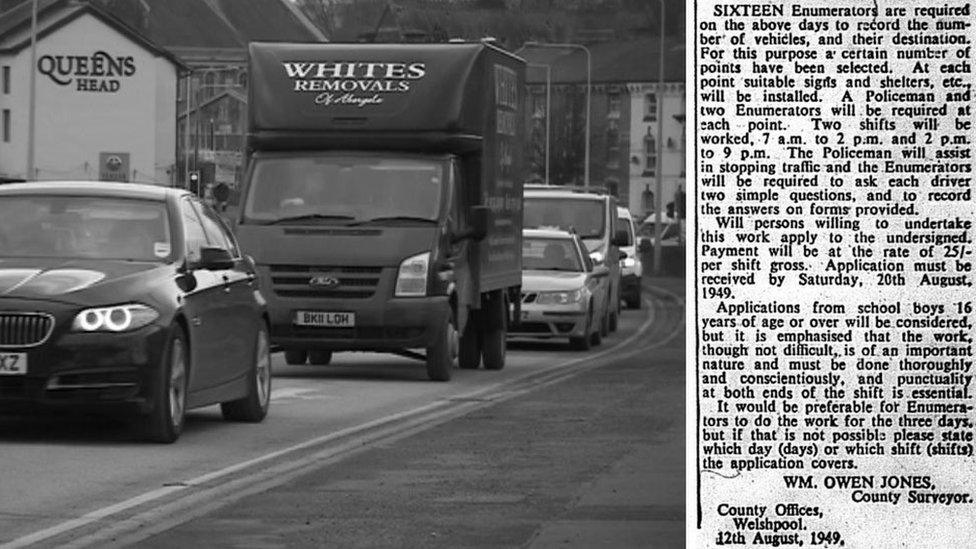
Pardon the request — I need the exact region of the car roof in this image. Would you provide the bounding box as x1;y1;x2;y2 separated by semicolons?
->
0;181;188;201
524;187;606;201
523;228;576;239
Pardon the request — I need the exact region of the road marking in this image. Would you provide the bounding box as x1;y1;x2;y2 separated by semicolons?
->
269;387;327;401
2;286;678;549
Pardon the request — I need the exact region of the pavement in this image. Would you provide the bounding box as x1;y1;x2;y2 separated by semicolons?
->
138;275;686;549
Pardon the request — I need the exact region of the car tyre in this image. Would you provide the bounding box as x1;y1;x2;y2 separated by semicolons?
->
141;328;188;443
570;310;593;351
222;323;272;422
308;350;333;365
426;314;457;381
600;308;610;338
609;309;619;332
626;294;642;310
284;348;307;365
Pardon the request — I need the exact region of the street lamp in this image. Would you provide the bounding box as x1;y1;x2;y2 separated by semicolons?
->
520;41;591;189
653;0;666;275
526;63;551;185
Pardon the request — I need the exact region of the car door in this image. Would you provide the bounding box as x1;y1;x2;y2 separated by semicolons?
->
193;199;256;385
178;198;230;393
577;236;608;332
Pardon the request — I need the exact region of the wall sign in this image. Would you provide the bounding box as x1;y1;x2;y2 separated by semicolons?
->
282;61;427;107
99;152;130;182
38;51;136;93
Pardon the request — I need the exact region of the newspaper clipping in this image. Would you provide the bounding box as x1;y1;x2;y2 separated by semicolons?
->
694;0;975;546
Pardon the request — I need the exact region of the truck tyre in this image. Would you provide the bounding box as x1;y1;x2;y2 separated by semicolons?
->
458;317;481;370
482;327;505;370
308;350;333;365
284;348;307;365
426;315;457;381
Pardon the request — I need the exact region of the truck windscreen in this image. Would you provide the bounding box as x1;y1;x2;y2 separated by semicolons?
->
523;197;605;239
243;156;444;225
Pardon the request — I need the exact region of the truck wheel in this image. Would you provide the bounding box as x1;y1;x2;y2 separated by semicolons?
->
482;327;505;370
284;348;307;365
458;320;481;370
308;350;333;365
426;315;457;381
221;324;272;422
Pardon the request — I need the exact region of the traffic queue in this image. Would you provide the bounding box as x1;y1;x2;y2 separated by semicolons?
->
0;42;643;443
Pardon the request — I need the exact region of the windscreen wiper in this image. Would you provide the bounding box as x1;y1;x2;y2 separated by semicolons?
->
259;214;356;225
347;216;437;226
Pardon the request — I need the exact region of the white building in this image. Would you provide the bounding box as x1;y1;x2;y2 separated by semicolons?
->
0;0;184;183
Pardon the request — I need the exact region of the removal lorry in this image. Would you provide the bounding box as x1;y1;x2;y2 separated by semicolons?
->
235;42;525;381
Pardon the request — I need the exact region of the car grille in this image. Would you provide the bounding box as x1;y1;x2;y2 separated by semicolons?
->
0;312;55;348
269;264;383;299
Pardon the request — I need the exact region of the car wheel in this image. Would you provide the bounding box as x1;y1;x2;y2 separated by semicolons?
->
141;328;188;443
591;324;603;346
570;310;593;350
284;348;307;365
600;308;610;338
458;316;481;370
626;294;642;310
308;350;333;365
426;314;457;381
609;309;619;332
221;323;272;422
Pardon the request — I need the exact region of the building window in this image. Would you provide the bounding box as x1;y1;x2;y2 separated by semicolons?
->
643;128;656;176
644;93;657;122
608;92;620;113
606;119;619;165
2;66;9;94
2;109;9;142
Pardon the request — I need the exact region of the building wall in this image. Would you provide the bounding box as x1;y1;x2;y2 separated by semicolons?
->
627;82;685;220
0;13;177;183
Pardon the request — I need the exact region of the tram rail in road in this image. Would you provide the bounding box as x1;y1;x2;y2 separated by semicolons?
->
1;285;683;549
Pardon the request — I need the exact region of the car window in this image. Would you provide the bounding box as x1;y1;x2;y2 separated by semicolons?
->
616;217;633;245
522;237;583;272
180;199;208;263
193;200;239;257
577;237;594;271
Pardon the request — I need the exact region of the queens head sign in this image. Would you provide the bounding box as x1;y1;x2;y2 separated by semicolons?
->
37;50;136;93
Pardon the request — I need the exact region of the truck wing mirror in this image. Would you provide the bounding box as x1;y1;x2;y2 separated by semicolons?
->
611;229;629;247
452;206;490;244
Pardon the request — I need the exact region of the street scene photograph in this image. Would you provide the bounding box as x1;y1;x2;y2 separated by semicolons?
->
0;0;685;546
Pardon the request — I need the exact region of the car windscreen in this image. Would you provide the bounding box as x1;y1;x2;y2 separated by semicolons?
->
243;155;445;225
0;195;172;261
522;237;583;272
523;197;605;239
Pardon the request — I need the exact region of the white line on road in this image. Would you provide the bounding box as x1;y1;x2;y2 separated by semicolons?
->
2;286;678;549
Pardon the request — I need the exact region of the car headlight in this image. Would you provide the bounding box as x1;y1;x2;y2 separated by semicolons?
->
535;289;584;305
395;252;429;297
72;304;159;332
589;251;604;265
621;257;636;268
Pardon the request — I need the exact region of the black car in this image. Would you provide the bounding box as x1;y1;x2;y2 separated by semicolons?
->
0;182;271;442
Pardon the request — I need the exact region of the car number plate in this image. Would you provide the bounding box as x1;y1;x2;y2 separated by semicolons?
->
0;353;27;375
295;311;355;328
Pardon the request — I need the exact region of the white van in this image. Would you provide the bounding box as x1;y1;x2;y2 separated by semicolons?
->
523;185;629;331
616;206;642;309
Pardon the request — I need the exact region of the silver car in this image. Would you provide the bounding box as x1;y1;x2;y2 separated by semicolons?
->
510;229;610;350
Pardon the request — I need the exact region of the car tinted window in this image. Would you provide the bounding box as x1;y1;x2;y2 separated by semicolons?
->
193;201;239;257
0;195;171;261
180;200;208;263
616;217;633;245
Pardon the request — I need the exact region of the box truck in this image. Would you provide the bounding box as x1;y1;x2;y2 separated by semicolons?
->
235;42;525;381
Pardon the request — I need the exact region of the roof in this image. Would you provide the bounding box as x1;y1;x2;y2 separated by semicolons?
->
0;181;184;200
524;186;608;201
0;0;186;69
523;228;575;240
519;37;684;85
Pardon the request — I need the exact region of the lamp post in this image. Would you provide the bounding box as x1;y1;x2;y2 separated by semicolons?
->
26;0;38;180
527;63;551;185
653;0;666;275
520;42;591;189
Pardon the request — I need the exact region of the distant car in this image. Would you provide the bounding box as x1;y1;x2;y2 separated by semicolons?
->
616;207;642;309
0;182;271;443
637;217;681;253
509;229;610;350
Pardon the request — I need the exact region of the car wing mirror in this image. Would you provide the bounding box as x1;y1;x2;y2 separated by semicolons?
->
197;247;235;270
451;205;490;244
591;264;610;278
